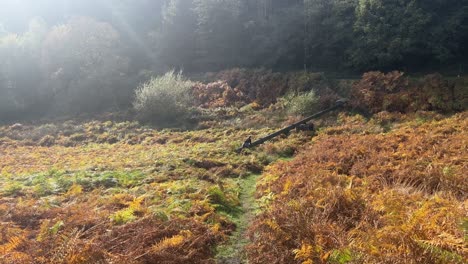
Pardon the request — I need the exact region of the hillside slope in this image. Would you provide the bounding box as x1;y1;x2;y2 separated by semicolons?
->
248;112;467;264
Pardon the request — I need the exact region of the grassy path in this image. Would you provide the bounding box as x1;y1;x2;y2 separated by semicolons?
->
216;174;260;264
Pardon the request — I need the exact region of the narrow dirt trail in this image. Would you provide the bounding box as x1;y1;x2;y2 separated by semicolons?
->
216;174;259;264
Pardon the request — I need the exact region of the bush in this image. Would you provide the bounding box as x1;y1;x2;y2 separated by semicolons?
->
350;71;410;113
191;80;247;108
287;90;319;116
133;71;194;124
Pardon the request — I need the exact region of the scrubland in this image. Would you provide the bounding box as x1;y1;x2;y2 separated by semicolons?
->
0;70;466;264
248;111;467;264
0;118;310;263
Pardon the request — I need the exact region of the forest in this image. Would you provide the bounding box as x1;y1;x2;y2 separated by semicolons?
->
0;1;467;264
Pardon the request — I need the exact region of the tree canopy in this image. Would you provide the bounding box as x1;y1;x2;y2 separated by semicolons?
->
1;0;466;72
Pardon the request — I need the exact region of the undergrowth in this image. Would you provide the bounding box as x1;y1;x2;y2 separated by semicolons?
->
1;70;466;263
247;111;467;264
0;118;310;263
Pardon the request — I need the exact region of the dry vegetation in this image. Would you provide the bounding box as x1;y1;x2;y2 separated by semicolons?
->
0;70;466;263
247;111;467;264
350;71;467;114
0;119;310;263
193;69;343;109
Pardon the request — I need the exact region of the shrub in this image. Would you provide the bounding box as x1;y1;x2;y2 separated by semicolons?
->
350;71;410;113
287;90;319;116
191;80;247;108
418;73;466;112
133;71;194;124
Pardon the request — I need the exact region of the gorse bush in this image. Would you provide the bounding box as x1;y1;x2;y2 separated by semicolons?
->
133;70;194;124
287;90;319;116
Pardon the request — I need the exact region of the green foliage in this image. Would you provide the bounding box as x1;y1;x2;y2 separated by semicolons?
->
193;0;246;69
2;182;23;197
350;0;429;69
49;221;64;235
1;1;468;123
329;249;354;264
303;0;357;68
207;186;239;214
247;4;306;69
133;70;195;124
350;0;468;69
152;0;198;70
287;90;319;116
0;16;131;120
110;208;137;225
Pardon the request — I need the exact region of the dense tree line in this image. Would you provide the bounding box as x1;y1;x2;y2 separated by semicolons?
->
0;0;467;120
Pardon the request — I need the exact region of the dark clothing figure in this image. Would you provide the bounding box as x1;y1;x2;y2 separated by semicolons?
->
242;136;252;148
